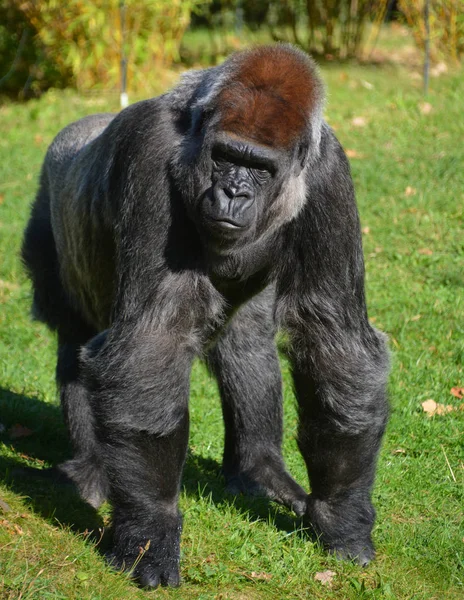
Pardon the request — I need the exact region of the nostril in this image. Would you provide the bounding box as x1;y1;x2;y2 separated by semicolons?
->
223;186;235;200
235;191;251;201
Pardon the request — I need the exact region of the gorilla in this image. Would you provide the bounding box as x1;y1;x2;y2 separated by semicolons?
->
22;45;389;588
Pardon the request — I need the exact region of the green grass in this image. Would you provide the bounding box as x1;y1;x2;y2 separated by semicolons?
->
1;54;463;599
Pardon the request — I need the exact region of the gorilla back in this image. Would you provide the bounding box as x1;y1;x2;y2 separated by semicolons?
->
22;44;389;588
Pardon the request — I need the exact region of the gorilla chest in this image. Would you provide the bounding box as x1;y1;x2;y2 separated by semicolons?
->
208;253;271;307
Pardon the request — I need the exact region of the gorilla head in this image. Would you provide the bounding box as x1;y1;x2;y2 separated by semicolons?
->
176;46;324;250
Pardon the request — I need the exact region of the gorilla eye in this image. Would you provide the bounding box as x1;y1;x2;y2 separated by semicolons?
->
252;167;271;183
211;148;230;167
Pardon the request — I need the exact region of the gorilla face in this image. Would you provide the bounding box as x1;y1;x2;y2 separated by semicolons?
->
194;131;297;250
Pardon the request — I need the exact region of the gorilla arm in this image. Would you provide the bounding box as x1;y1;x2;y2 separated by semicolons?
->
277;124;389;564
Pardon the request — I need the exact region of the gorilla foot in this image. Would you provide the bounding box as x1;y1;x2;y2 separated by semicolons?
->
106;547;180;588
224;457;308;517
305;494;376;566
59;455;109;509
107;518;182;588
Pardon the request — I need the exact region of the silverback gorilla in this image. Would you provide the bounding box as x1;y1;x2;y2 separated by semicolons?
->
22;45;389;588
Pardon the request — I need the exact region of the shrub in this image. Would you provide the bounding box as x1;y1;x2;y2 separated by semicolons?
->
9;0;206;94
399;0;464;63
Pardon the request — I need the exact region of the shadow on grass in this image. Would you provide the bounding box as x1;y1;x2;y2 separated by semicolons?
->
0;387;304;545
0;387;104;539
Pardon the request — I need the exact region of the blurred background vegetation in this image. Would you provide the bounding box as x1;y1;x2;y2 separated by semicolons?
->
0;0;462;101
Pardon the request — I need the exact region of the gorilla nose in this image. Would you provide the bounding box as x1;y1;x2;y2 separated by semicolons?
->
210;186;254;229
223;185;251;202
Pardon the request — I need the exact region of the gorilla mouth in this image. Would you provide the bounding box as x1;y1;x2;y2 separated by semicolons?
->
208;216;246;230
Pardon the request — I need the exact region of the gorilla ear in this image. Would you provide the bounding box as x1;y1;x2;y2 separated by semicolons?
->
295;139;309;175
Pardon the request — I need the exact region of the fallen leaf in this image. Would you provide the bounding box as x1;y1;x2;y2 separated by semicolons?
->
450;387;464;399
314;570;336;586
422;399;455;416
419;102;433;115
8;424;33;439
361;80;374;90
422;399;437;414
431;62;447;77
0;519;22;535
404;186;416;197
351;116;367;127
362;226;370;234
205;554;216;563
410;314;421;321
0;193;4;205
0;498;12;512
346;149;365;159
418;248;433;255
436;405;454;415
250;571;273;581
19;453;44;465
392;448;406;455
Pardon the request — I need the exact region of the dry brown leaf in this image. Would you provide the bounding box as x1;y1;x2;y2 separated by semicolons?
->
351;116;367;127
404;186;417;197
419;102;433;115
431;62;447;77
435;404;454;415
392;448;406;455
19;453;44;465
362;226;370;234
422;399;455;417
250;571;273;581
361;80;374;90
8;424;34;439
0;519;21;535
418;248;433;256
346;149;365;159
422;399;437;414
314;570;336;586
0;498;12;512
410;315;421;322
450;387;464;399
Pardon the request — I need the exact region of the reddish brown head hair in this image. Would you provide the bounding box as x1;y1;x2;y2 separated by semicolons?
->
217;45;321;149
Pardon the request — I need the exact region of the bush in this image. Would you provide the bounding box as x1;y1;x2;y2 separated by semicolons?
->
399;0;464;63
261;0;390;59
0;0;65;99
2;0;206;97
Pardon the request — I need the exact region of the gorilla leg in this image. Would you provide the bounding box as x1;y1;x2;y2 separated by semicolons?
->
290;325;389;564
208;290;307;516
56;332;109;509
22;185;109;507
81;325;194;588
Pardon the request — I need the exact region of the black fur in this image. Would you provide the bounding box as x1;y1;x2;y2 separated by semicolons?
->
21;45;389;587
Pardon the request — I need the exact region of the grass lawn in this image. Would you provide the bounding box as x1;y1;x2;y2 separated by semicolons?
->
0;44;463;599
